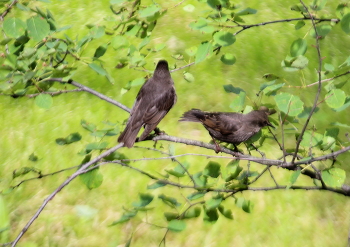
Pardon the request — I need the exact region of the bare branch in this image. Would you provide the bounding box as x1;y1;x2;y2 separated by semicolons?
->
42;78;131;113
11;144;124;247
0;0;18;21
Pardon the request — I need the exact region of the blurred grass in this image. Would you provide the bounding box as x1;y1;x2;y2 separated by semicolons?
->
1;0;350;246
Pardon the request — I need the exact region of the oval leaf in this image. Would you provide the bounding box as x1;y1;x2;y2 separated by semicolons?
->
35;94;53;109
274;92;304;116
168;220;186;232
3;18;26;38
321;168;346;187
26;16;50;42
213;31;236;47
290;38;307;57
220;53;236;65
325;89;346;109
195;41;213;64
341;12;350;34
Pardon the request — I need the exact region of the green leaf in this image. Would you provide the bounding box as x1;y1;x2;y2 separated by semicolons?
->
81;120;96;132
220;53;236;65
333;96;350;112
193;172;207;187
26;16;50;42
168;220;186;232
110;211;137;225
236;8;257;16
341;12;350;34
138;4;160;18
90;26;105;39
56;132;82;145
213;31;236;46
165;163;189;178
158;194;181;207
229;91;246;112
94;44;108;59
147;181;166;190
205;198;222;210
86;142;108;151
28;153;38;162
287;170;301;189
299;131;323;148
224;160;243;182
184;207;201;219
183;4;195;12
164;212;178;221
183;72;195;82
195;41;213;64
35;94;53;109
274;92;304;116
12;167;39;179
321;168;346;187
310;24;332;39
325;89;346;109
132;193;154;208
263;83;285;96
88;63;107;76
3;18;26;38
324;63;334;72
185;46;197;56
321;128;339;151
187;192;206;201
203;207;219;222
112;35;129;49
79;168;103;190
336;3;349;19
203;161;221;178
282;55;309;71
330;122;350;128
235;198;252;213
223;85;245;94
310;0;327;10
295;20;305;30
290;38;307;57
218;205;233;219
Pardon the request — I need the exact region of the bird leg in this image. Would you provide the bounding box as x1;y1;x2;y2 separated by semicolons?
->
209;134;221;153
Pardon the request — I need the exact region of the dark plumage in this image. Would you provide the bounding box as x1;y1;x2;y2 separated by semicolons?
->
118;60;176;148
179;107;273;152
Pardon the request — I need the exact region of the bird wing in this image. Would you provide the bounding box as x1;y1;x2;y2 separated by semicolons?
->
201;113;243;135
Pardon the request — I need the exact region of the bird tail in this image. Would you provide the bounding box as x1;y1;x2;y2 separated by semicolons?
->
117;122;143;148
179;109;205;122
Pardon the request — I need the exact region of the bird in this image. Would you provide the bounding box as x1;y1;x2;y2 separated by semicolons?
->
118;60;177;148
179;107;274;152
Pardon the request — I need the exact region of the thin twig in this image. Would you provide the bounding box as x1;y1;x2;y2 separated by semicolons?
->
0;0;18;21
11;144;123;247
291;71;350;88
26;89;83;98
292;1;323;164
41;78;131;112
232;17;339;35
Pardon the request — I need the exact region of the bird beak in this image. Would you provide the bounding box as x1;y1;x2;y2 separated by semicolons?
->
267;121;275;129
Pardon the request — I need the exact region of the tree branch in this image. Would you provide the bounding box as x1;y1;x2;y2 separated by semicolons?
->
292;1;323;164
42;78;131;113
11;144;124;247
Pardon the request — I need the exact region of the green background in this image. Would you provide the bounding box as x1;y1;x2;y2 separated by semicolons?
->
1;0;350;246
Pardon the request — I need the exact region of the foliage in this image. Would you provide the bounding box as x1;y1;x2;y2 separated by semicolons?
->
1;0;350;246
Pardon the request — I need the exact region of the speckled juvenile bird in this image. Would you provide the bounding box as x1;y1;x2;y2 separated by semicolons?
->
118;60;176;148
179;107;273;152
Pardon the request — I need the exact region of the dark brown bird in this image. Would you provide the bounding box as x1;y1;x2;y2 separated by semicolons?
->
179;107;273;152
118;60;176;148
